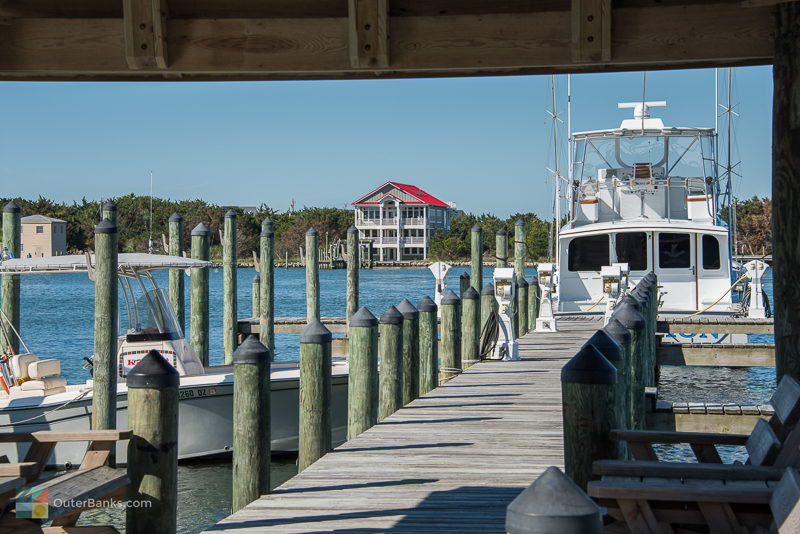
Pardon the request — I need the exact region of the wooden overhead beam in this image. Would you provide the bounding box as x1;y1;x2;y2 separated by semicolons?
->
572;0;611;63
123;0;168;69
348;0;389;68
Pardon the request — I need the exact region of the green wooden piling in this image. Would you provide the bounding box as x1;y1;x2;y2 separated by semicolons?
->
305;228;320;322
378;306;403;420
252;274;260;319
223;210;238;364
168;213;185;331
517;277;529;337
459;272;471;298
514;218;527;280
397;299;420;404
561;344;620;490
481;283;497;333
418;297;439;395
614;298;647;430
346;226;359;325
190;223;211;366
299;319;332;471
512;279;520;339
470;224;483;293
1;201;21;355
259;218;275;354
496;228;508;268
348;307;378;439
586;329;628;456
232;336;271;511
461;287;480;369
102;200;117;226
528;277;540;333
604;318;634;431
126;350;179;534
440;290;461;378
92;218;118;432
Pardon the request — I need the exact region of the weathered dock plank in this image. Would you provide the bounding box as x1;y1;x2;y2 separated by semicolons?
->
204;319;601;533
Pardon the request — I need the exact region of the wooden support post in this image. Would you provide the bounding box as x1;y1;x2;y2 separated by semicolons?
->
397;299;420;404
604;318;633;431
512;279;520;339
305;228;320;323
418;296;439;396
299;319;332;471
1;201;21;355
123;0;168;69
348;307;379;439
259;218;275;354
613;298;646;430
481;283;497;333
126;350;178;534
347;0;389;68
232;336;271;512
223;210;237;364
585;329;627;456
461;287;480;369
517;277;529;337
774;2;800;383
378;306;403;420
440;290;462;379
514;218;527;280
528;276;540;333
168;213;185;331
251;274;260;319
459;272;470;298
471;224;483;293
102;200;117;226
92;218;118;432
495;228;508;268
561;343;620;490
346;226;360;326
190;223;211;366
571;0;612;63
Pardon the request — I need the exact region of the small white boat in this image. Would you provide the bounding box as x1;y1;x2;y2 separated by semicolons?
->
0;253;348;466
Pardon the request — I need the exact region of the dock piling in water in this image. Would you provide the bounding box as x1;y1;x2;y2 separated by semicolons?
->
92;218;118;432
223;210;238;364
299;319;332;471
102;200;117;225
190;223;211;366
440;290;462;377
480;283;496;334
470;224;483;293
514;218;526;280
346;226;359;325
260;218;275;354
348;307;379;439
378;306;403;420
517;277;529;337
528;276;540;333
1;201;21;355
305;228;320;322
126;350;179;534
397;299;420;404
495;228;508;268
603;318;633;431
251;274;260;319
417;296;439;396
232;336;271;512
461;287;480;368
613;297;646;429
168;213;185;331
459;272;471;298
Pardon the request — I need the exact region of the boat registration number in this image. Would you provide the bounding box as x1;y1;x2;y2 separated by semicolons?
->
179;387;218;399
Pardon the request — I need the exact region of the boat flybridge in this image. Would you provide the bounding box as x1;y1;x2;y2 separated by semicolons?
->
556;101;741;315
0;253;348;466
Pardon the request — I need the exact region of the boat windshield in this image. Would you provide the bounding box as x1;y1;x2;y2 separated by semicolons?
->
126;288;182;342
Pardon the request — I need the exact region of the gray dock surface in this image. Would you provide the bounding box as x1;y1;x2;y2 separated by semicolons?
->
206;317;600;533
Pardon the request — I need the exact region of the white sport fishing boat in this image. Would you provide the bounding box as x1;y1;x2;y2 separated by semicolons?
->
0;253;348;466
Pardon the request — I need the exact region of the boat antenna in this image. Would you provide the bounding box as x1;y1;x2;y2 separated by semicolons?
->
719;68;739;257
148;170;154;254
641;71;647;133
545;75;563;263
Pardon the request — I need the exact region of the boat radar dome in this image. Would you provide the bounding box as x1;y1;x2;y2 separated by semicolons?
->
618;101;666;130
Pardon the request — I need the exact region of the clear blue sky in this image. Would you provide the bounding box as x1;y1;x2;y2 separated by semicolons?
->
0;66;772;219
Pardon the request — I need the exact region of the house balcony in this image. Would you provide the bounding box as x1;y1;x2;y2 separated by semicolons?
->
400;217;425;226
401;237;425;245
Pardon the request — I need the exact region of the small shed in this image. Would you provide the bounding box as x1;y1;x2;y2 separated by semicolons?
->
20;215;67;257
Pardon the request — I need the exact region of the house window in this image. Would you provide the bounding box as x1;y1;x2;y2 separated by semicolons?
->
36;226;44;234
702;235;721;270
568;235;609;272
658;233;691;269
615;232;647;271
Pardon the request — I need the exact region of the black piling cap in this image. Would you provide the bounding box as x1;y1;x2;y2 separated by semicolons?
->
350;306;378;327
481;283;495;296
306;227;318;237
515;218;525;227
233;335;271;365
613;301;645;330
102;201;117;212
3;200;20;213
169;212;183;223
462;286;479;300
347;225;358;234
528;276;539;287
497;228;508;236
441;290;460;306
379;305;403;325
127;349;180;389
561;343;617;384
620;293;643;310
300;319;332;344
604;318;632;345
397;298;420;320
586;330;622;362
261;218;274;237
471;224;482;233
253;273;261;283
191;223;211;236
225;209;237;219
94;218;117;234
517;277;529;288
506;466;603;534
418;296;438;312
460;272;470;281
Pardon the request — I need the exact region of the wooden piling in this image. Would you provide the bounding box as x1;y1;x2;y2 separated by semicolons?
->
92;218;118;432
397;299;420;404
585;329;627;444
346;226;359;325
470;224;483;294
252;274;260;319
102;200;117;225
417;296;439;395
126;350;179;534
481;283;497;332
514;218;526;280
1;201;21;355
259;218;275;354
495;228;508;268
440;290;462;377
561;343;620;490
348;307;379;439
517;277;529;337
190;223;211;365
232;336;271;511
378;306;403;421
459;272;471;298
604;318;633;430
168;213;185;331
528;276;540;333
461;287;480;368
305;228;320;322
299;319;332;471
613;299;647;429
223;210;238;364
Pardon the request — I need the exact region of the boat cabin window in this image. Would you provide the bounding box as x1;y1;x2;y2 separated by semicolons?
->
126;288;182;342
658;233;691;269
702;234;721;270
568;235;609;272
615;232;647;271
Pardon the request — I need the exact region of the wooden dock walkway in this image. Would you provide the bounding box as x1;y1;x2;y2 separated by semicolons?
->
205;317;600;533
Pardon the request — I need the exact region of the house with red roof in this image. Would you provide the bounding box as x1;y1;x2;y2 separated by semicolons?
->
352;182;457;261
